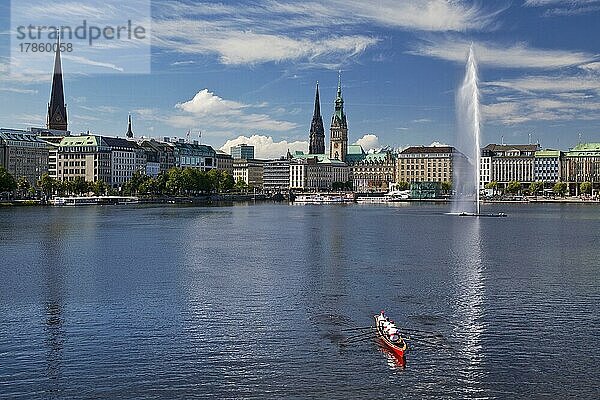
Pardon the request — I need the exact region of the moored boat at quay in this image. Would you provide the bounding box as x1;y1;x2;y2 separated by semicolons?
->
293;193;354;204
50;196;139;206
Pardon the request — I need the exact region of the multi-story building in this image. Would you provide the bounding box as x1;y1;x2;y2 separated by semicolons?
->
215;150;234;174
103;137;145;189
57;135;111;183
480;148;492;189
562;143;600;195
396;146;458;184
0;129;49;186
263;158;291;194
173;139;216;171
233;158;264;190
534;149;562;183
230;144;255;160
290;153;348;191
346;145;396;192
140;139;176;175
481;144;540;188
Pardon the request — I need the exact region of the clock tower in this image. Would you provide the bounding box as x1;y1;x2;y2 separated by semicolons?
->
329;71;348;162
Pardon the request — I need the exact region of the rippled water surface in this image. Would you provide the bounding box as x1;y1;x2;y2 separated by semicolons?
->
1;203;598;399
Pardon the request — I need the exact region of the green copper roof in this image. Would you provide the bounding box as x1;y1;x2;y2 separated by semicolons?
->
566;143;600;157
59;135;99;147
535;149;560;158
347;144;365;155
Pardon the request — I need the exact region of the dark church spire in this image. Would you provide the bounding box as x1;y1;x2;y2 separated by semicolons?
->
47;34;68;131
309;81;325;154
126;114;134;138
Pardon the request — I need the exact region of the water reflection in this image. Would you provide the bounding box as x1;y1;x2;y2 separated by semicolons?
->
450;217;486;395
42;220;66;398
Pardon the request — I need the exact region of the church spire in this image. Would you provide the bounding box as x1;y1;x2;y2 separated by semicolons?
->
47;33;68;131
309;81;325;154
126;114;134;138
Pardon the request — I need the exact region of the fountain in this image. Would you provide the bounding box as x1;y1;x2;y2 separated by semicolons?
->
451;45;506;218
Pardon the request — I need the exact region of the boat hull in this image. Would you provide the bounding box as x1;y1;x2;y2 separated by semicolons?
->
374;316;407;359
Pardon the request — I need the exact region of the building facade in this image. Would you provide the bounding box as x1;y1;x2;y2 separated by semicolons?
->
347;146;396;192
230;144;255;160
0;129;49;186
140;139;176;176
562;143;600;195
173;139;216;171
215;150;234;174
103;137;145;189
233;159;264;190
534;149;562;183
263;158;291;194
481;144;539;188
57;135;111;183
396;146;457;184
290;154;348;191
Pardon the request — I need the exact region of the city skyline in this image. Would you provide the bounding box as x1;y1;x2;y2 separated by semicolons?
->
1;1;600;158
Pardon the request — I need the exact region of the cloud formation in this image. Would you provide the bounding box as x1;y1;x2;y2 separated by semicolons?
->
220;134;308;159
171;89;298;133
354;134;380;152
410;39;596;69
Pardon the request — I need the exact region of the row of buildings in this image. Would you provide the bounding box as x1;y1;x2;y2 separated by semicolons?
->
2;41;600;196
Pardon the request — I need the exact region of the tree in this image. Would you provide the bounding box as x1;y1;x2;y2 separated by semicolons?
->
529;181;544;197
396;181;410;190
16;177;30;198
0;166;17;194
506;180;521;195
220;172;235;192
553;181;568;197
234;177;247;192
580;181;592;195
485;181;498;195
441;181;452;193
71;177;91;195
92;180;110;196
38;173;56;198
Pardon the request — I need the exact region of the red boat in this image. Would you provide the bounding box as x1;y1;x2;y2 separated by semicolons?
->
374;312;408;359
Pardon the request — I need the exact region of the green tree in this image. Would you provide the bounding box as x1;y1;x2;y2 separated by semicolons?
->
485;181;498;195
553;181;568;197
234;177;247;192
441;181;452;193
92;180;110;196
580;181;592;195
38;173;56;198
506;180;522;194
396;181;410;190
220;172;235;192
16;176;30;198
207;169;222;193
71;177;91;195
0;167;17;194
166;168;184;195
529;181;544;197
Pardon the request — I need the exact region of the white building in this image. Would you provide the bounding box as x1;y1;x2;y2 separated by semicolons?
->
290;153;349;191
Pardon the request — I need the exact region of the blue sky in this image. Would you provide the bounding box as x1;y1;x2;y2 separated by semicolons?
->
1;0;600;157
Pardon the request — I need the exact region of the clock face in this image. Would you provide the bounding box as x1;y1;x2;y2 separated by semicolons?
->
334;143;339;148
55;115;62;122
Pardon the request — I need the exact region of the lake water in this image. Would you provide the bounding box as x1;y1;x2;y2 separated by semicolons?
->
0;203;598;399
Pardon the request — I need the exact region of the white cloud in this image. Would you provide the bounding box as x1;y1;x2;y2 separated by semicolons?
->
524;0;600;16
152;0;502;66
410;39;596;69
176;89;245;115
354;134;380;152
0;87;38;94
430;141;449;147
481;73;600;125
170;89;298;133
220;134;307;159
